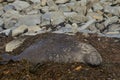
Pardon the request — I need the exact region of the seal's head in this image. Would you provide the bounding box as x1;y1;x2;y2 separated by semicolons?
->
76;43;102;66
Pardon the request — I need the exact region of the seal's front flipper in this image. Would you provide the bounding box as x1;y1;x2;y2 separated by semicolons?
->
0;53;14;65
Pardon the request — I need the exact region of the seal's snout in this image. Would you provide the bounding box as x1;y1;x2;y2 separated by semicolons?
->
84;52;102;66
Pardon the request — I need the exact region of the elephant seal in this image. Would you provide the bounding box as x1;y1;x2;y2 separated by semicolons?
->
0;33;102;66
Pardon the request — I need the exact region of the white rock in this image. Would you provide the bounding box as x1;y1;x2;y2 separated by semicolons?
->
53;23;78;35
2;10;20;19
87;12;103;20
66;2;75;10
108;24;120;32
64;12;87;23
106;32;119;35
12;25;28;37
30;0;40;3
5;38;26;52
41;11;65;25
72;23;78;33
78;0;87;6
104;6;120;16
23;27;50;36
7;0;14;2
92;3;103;11
78;19;96;31
27;26;42;33
55;0;69;4
3;5;15;12
62;24;73;32
104;16;119;26
41;0;47;6
0;18;3;27
50;11;65;25
0;9;4;16
16;15;41;27
41;12;51;26
40;6;49;13
47;0;58;11
63;12;77;17
11;0;30;10
2;10;21;29
58;4;71;12
27;10;40;15
74;5;87;15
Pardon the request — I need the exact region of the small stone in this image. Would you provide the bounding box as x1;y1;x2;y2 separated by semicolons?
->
16;15;41;27
62;24;73;32
27;26;42;33
95;22;105;31
5;38;26;52
30;0;40;3
73;2;87;15
74;5;87;15
82;33;89;38
0;18;3;27
11;0;30;10
58;4;71;12
87;12;103;20
40;6;49;13
2;10;20;19
104;6;120;16
66;2;75;11
27;10;40;15
7;0;15;3
64;12;87;23
47;0;58;11
41;12;51;26
104;16;119;26
106;32;119;35
0;9;4;16
55;0;69;4
50;11;65;25
88;24;99;32
12;25;28;37
78;19;96;31
2;10;20;28
3;5;15;12
92;3;103;11
74;66;82;71
41;0;47;6
77;0;87;6
41;11;65;25
72;23;78;33
108;24;120;32
54;23;77;35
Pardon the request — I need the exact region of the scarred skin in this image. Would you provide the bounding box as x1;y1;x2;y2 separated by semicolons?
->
0;34;102;66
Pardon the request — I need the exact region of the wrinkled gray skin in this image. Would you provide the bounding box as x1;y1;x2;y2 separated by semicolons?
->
0;34;102;66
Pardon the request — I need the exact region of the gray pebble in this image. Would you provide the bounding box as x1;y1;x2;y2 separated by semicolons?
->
16;15;41;27
11;0;30;11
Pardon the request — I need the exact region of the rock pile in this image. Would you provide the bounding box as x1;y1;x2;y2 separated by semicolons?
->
0;0;119;38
